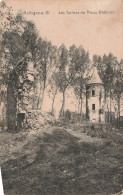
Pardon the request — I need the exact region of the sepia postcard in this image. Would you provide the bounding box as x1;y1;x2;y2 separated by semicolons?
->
0;0;123;194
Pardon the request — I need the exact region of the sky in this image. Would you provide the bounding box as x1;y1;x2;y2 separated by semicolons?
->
4;0;123;60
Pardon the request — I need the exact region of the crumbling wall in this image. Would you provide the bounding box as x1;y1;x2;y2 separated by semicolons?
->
7;82;17;131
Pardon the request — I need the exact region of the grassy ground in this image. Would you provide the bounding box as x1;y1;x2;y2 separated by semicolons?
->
0;122;123;195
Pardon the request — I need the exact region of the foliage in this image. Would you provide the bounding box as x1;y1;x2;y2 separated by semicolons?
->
70;46;90;121
94;53;123;126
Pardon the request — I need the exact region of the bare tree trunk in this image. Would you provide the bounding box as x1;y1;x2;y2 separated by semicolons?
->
99;91;101;122
60;90;66;118
80;98;83;123
109;89;112;123
37;78;46;111
37;79;42;109
51;88;57;115
118;98;120;128
79;70;83;123
78;98;80;115
40;87;45;111
40;61;47;111
106;100;110;123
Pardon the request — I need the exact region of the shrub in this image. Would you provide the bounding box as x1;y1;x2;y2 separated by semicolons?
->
64;110;71;121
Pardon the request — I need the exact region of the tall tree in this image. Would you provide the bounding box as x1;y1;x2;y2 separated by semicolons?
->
47;46;59;115
1;7;40;131
113;59;123;127
94;53;118;123
71;46;90;122
56;44;69;117
35;39;56;110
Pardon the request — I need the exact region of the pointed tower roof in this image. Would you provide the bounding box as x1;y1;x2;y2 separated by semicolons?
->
87;67;103;85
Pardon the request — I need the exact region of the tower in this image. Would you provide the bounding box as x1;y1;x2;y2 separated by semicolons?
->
86;67;105;123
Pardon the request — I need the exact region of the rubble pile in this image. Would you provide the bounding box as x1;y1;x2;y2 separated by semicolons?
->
25;110;55;130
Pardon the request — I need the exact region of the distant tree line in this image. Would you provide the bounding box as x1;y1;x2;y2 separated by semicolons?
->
0;2;123;130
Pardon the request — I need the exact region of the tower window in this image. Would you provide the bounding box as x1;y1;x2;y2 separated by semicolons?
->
92;104;95;110
92;90;95;96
